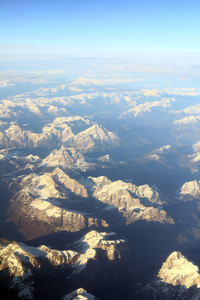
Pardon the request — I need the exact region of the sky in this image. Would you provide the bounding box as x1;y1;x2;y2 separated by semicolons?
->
0;0;200;61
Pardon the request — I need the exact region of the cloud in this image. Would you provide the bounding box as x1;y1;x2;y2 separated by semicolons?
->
68;86;82;92
72;77;145;86
145;84;159;87
181;104;200;115
174;116;200;125
141;88;160;97
34;70;68;75
165;88;200;97
139;87;200;97
0;80;15;88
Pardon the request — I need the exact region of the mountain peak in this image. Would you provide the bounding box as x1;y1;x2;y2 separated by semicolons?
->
40;146;84;169
158;251;200;288
178;180;200;201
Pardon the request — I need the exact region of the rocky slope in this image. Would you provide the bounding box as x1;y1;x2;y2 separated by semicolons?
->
0;230;127;300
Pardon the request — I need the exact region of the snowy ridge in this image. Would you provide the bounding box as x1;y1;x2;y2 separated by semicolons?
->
83;175;173;224
119;98;173;119
0;115;118;153
88;175;163;204
52;167;89;197
0;242;41;300
7;170;108;239
71;230;126;274
0;231;126;299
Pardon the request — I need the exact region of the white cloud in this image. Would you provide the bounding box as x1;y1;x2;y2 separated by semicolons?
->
72;77;145;86
174;104;200;115
139;87;200;98
174;116;200;125
164;88;200;97
68;86;82;92
0;80;15;88
141;88;160;97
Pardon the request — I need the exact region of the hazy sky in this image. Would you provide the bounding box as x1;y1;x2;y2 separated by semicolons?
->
1;0;200;60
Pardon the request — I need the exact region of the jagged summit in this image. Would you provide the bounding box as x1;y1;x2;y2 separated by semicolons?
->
82;175;173;225
65;124;119;153
136;251;200;299
89;175;164;205
158;251;200;288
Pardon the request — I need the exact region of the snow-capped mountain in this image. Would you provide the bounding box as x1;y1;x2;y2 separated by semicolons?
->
40;146;95;171
0;118;119;154
1;71;200;300
177;180;200;201
0;230;127;300
64;124;119;153
137;251;200;299
158;251;200;288
7;169;108;239
81;175;173;225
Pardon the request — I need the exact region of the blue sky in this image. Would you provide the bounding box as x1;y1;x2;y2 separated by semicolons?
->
0;0;200;60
